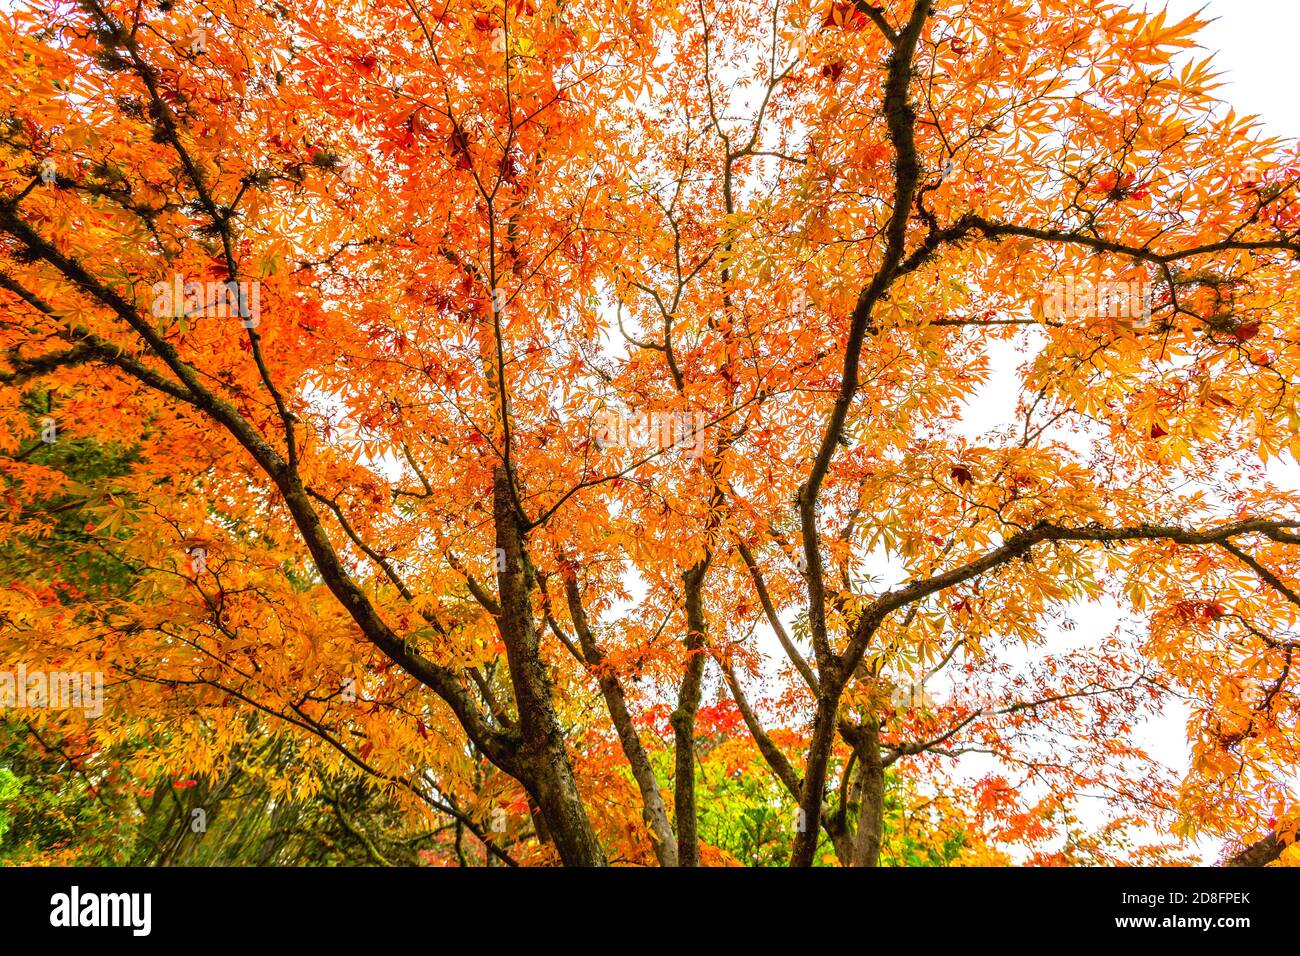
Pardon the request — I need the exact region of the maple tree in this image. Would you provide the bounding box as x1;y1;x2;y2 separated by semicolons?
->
2;0;1299;867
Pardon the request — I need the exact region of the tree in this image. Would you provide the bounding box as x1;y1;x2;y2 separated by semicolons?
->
1;0;1298;866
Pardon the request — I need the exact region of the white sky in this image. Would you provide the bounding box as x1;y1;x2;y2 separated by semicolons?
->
1156;0;1300;141
942;0;1300;862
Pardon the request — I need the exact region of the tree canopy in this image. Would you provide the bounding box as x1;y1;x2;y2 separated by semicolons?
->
1;0;1299;866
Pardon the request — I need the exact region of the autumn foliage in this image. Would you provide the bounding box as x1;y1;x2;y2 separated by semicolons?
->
1;0;1299;866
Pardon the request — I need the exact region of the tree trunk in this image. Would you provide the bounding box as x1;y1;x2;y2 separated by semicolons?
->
1225;832;1287;867
563;575;678;866
790;686;841;867
671;562;709;866
850;721;884;868
494;467;605;865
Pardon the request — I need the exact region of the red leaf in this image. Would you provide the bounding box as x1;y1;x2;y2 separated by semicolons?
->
821;1;868;31
1232;320;1260;341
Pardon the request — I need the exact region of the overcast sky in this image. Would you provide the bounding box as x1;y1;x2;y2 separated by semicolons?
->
1155;1;1300;140
957;0;1300;860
